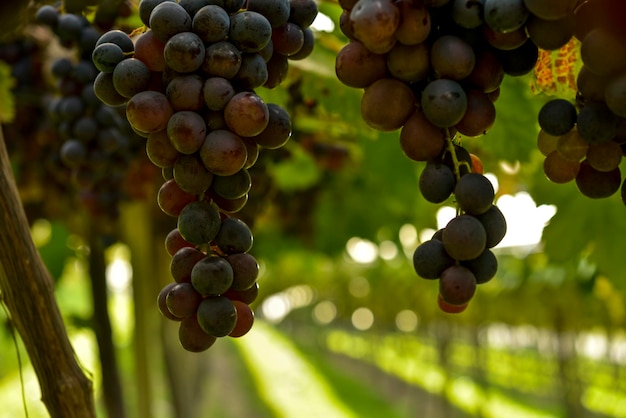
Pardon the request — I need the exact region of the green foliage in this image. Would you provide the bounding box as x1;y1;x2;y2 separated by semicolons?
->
0;61;15;123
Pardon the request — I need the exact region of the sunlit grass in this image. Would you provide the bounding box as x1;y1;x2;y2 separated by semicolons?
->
0;329;99;418
234;320;357;418
326;329;611;418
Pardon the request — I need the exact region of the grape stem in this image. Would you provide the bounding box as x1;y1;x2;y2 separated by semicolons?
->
443;128;469;217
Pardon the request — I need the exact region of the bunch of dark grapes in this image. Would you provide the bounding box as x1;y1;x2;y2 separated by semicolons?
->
333;0;584;312
92;0;317;352
32;5;147;220
536;0;626;204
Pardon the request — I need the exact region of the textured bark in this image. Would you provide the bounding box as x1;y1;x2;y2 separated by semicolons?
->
0;128;96;417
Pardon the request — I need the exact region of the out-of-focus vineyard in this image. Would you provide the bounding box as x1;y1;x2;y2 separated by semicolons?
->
1;0;626;417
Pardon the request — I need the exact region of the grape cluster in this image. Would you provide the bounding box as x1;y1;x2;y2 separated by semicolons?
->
335;0;552;312
32;6;147;220
92;0;317;351
536;0;626;204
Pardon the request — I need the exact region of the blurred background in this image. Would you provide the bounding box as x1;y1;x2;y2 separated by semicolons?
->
1;1;626;418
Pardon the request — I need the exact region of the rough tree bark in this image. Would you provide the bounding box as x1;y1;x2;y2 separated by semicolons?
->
0;127;96;417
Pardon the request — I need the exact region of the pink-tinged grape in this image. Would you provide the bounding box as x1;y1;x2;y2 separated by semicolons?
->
126;90;173;133
200;129;248;176
158;282;183;321
173;153;214;195
439;265;477;306
134;30;167;72
229;301;254;338
165;228;195;256
224;91;269;137
179;315;217;352
167;110;207;154
226;253;259;291
170;247;206;283
157;178;197;217
166;282;203;318
146;129;180;168
361;78;416;132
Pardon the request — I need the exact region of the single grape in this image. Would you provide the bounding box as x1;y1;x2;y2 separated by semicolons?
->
229;11;273;53
158;178;197;217
191;255;234;296
412;239;455;279
165;228;195;256
399;109;446;162
474;205;507;248
361;78;416;131
158;282;183;321
112;58;152;98
483;0;529;33
394;0;430;45
247;0;290;28
431;35;475;80
419;161;455;204
226;253;259;291
575;161;621;199
170;246;206;283
229;300;254;337
126;90;173;133
439;265;477;306
454;173;494;215
166;74;205;111
177;200;222;245
211;169;252;200
576;102;620;144
215;217;253;254
167;110;207;154
173;153;214;194
461;249;498;284
335;41;388;88
202;41;242;79
92;42;125;73
452;0;484;29
149;1;193;42
203;77;235;111
421;79;468;128
442;215;487;261
179;315;218;352
164;31;205;73
224;91;270;137
192;5;230;44
537;99;577;136
200;129;248;176
166;282;203;318
250;103;291;149
196;296;237;337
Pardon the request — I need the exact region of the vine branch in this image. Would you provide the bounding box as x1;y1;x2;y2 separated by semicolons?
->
0;126;96;418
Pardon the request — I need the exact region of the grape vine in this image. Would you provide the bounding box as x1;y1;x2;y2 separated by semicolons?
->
335;0;626;313
91;0;318;352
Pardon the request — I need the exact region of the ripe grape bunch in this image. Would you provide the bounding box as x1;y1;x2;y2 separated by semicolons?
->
92;0;318;352
536;0;626;203
31;5;145;220
333;0;590;312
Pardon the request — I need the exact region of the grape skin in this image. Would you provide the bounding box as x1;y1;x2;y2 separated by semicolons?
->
442;214;487;261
